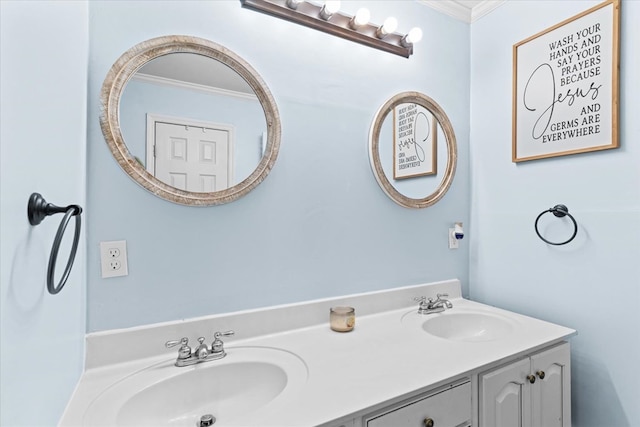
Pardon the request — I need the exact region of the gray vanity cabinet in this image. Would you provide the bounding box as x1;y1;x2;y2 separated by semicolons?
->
363;380;472;427
479;342;571;427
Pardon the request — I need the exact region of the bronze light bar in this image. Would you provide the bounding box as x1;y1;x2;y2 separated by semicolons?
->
240;0;415;58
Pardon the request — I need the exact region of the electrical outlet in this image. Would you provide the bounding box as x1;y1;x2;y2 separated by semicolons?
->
108;248;120;258
100;240;128;278
448;228;459;249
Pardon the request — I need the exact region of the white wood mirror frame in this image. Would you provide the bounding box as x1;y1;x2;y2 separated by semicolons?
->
369;91;457;209
100;35;281;206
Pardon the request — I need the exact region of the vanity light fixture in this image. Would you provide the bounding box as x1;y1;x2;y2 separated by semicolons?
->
240;0;420;58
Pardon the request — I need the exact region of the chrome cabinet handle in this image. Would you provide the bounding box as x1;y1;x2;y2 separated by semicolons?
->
527;374;536;384
536;370;546;380
424;417;435;427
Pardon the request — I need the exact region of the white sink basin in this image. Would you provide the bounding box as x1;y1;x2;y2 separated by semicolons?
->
83;346;309;426
402;308;517;342
422;312;516;342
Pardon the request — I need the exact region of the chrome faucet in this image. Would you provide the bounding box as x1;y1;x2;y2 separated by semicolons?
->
165;330;235;367
414;293;453;315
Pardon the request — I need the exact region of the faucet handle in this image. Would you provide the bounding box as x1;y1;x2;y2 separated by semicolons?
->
214;330;235;339
165;337;191;360
211;330;234;354
414;296;433;307
436;293;449;300
165;337;189;348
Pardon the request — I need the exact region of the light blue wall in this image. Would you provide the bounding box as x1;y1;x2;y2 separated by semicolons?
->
469;1;639;426
0;2;88;426
86;0;471;331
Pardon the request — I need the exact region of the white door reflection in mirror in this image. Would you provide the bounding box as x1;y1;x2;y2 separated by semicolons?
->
119;54;264;193
152;120;232;192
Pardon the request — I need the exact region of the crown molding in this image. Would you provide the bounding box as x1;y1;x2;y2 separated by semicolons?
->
131;73;259;101
470;1;506;22
417;0;506;23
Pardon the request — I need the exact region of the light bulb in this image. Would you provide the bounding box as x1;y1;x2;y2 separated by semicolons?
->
401;27;423;47
382;17;398;34
354;8;370;26
349;7;370;29
406;27;423;44
320;0;341;20
376;16;398;38
324;0;340;14
286;0;304;9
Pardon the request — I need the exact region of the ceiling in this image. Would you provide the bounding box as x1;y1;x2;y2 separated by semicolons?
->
137;53;254;95
418;0;506;23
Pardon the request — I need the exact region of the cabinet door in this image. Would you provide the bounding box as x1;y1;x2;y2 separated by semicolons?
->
530;343;571;427
480;358;531;427
366;381;471;427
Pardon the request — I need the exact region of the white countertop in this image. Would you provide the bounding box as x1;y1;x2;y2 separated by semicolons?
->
60;280;576;427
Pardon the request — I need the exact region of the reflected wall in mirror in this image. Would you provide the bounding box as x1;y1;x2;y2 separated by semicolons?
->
100;35;281;206
369;92;457;208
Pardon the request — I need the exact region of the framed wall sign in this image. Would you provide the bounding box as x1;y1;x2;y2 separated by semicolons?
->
512;0;620;162
393;103;437;179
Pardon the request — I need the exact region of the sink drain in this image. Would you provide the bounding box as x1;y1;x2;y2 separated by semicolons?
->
199;414;216;426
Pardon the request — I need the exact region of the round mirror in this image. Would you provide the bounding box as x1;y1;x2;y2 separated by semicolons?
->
369;92;457;208
100;35;281;206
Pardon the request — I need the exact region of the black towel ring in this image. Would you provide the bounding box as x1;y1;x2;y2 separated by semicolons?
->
534;204;578;246
27;193;83;295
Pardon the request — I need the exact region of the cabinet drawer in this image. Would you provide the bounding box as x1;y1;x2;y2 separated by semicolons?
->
365;381;471;427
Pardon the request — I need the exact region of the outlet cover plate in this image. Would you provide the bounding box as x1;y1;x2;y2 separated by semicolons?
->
448;228;459;249
100;240;129;278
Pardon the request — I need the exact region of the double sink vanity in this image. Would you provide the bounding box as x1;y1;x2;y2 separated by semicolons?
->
60;279;575;427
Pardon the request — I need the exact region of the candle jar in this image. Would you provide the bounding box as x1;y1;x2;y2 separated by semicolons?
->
330;306;355;332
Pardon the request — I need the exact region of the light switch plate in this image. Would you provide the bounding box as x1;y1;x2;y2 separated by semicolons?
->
100;240;129;278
